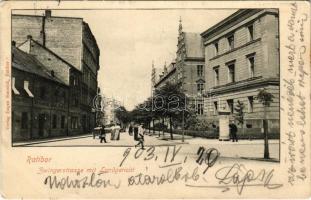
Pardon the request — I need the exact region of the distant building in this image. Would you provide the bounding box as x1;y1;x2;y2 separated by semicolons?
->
12;10;101;141
102;96;123;125
152;19;205;116
201;9;279;133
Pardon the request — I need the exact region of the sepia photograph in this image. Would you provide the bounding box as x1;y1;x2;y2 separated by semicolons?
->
1;1;309;198
11;8;280;162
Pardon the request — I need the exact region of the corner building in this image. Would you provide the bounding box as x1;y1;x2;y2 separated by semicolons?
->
201;9;280;134
12;10;100;134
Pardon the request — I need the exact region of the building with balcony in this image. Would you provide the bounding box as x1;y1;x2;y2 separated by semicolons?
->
201;9;280;134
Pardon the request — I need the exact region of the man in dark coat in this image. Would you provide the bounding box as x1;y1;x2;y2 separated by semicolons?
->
100;124;107;143
229;122;238;142
129;124;133;136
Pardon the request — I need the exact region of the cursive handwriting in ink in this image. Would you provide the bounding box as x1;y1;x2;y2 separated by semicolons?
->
119;146;183;167
215;163;283;195
44;172;121;189
128;166;199;186
196;147;219;174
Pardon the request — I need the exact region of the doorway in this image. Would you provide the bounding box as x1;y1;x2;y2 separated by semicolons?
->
38;114;46;137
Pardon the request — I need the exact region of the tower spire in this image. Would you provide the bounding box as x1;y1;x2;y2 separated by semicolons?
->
179;16;183;34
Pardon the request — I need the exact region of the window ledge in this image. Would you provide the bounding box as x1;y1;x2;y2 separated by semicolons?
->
210;38;261;61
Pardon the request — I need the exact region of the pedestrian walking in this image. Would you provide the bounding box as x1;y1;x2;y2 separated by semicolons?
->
100;124;107;143
110;124;115;140
229;121;238;142
133;124;144;149
115;123;121;140
129;124;133;136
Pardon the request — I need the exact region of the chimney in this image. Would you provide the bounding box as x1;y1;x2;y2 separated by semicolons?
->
12;41;16;46
27;35;32;40
45;10;51;17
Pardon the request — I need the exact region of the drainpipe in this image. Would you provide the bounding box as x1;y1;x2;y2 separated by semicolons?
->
66;81;70;136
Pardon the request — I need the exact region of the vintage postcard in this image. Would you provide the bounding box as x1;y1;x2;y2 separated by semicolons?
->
0;0;310;198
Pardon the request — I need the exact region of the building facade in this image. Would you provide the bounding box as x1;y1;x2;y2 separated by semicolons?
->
12;45;70;141
12;10;100;139
152;19;206;116
12;10;100;141
201;9;280;133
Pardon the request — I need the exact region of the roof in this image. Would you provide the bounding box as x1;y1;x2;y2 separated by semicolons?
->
201;9;278;39
184;32;204;58
12;46;67;85
29;39;79;72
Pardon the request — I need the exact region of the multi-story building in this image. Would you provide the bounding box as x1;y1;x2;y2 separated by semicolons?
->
102;96;123;125
12;45;70;141
12;10;100;135
152;19;205;116
201;9;279;133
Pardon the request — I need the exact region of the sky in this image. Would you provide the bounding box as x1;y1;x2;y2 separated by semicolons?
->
14;9;236;110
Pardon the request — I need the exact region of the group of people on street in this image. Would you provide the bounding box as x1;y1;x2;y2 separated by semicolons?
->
92;123;121;143
95;120;238;145
93;122;145;149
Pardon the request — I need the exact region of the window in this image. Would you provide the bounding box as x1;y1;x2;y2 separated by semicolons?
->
74;98;79;107
21;112;28;129
197;103;204;115
61;115;65;128
213;101;218;115
52;114;57;128
227;99;234;114
227;63;235;83
227;34;234;50
248;56;255;78
71;116;78;129
214;42;219;55
197;65;203;77
39;86;46;99
213;67;220;86
197;83;204;94
248;96;254;112
74;77;78;86
248;24;254;41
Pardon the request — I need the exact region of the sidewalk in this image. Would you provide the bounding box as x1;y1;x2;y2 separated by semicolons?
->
147;130;280;162
13;131;188;147
13;130;279;162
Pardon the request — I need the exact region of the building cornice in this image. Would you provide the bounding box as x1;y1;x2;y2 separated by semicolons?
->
201;9;278;43
154;67;176;88
209;38;261;61
184;57;205;62
207;77;279;96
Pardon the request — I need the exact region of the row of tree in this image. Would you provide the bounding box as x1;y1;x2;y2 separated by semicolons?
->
114;82;274;158
114;82;196;140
